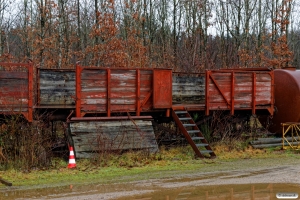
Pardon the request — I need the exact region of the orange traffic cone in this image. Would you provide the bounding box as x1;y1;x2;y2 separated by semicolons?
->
68;146;76;169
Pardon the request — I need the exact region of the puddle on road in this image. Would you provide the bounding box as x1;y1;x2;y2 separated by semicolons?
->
0;181;299;200
0;182;140;199
117;183;300;200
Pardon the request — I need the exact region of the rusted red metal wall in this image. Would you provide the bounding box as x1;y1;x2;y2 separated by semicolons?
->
0;62;33;121
205;69;274;115
75;65;172;117
153;70;172;108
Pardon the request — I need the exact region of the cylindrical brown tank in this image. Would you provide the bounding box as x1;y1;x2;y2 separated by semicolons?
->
269;68;300;133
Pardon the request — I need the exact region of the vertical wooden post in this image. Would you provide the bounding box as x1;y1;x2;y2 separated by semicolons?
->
231;71;235;115
28;63;33;122
252;72;256;115
107;69;111;117
205;71;210;115
75;64;81;117
136;69;140;116
270;71;275;115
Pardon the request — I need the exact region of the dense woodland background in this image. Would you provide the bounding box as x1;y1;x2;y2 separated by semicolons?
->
0;0;298;71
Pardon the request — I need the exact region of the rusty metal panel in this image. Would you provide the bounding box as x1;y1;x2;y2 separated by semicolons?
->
38;69;75;107
206;69;274;115
172;74;205;104
0;62;33;121
153;69;172;108
69;120;158;158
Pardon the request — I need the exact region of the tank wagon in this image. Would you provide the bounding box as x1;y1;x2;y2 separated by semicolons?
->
268;68;300;133
0;62;277;158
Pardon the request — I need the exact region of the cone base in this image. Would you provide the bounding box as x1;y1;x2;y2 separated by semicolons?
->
68;164;76;169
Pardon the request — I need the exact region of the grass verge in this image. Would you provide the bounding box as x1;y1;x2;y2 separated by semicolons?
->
0;144;299;188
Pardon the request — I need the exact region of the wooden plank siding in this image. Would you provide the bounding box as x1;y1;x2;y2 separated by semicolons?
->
69;120;158;158
0;63;33;121
172;75;205;104
76;65;172;117
37;69;75;107
206;70;274;115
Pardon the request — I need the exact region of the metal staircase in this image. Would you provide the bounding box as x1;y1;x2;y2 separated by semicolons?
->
171;109;216;158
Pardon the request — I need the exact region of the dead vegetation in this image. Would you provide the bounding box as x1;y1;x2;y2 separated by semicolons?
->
0;114;65;171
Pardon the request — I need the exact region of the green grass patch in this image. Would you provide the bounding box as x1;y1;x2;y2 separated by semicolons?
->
0;143;299;188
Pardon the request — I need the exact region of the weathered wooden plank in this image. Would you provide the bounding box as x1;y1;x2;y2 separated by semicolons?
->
172;85;204;91
81;80;107;88
110;87;136;92
110;99;136;104
81;87;106;93
111;91;136;98
39;70;75;106
0;71;28;79
172;75;205;104
111;72;136;80
172;77;204;85
69;120;158;158
0;107;28;112
81;69;106;80
110;104;136;111
80;98;107;105
0;79;28;87
81;104;107;112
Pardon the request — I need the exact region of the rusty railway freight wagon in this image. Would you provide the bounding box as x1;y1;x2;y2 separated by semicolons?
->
0;62;275;158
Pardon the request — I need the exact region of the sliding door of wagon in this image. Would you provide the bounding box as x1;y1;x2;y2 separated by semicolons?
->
205;70;274;115
0;63;33;121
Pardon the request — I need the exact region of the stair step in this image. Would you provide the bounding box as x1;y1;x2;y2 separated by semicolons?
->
183;124;196;127
179;117;192;121
200;150;213;154
191;137;204;140
187;130;200;134
175;111;188;114
172;108;216;158
196;143;209;147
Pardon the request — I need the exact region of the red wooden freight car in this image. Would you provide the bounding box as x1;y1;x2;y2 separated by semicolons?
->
0;62;275;158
